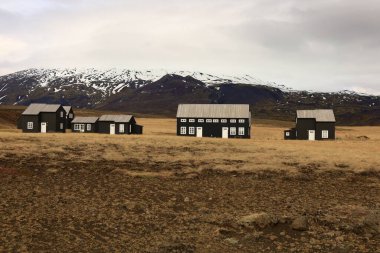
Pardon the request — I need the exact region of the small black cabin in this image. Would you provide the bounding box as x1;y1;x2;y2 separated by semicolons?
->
20;103;67;133
176;104;251;139
284;109;336;141
98;115;143;135
63;106;75;129
71;117;99;133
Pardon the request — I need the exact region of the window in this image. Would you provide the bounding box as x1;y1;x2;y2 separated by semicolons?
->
322;130;329;139
238;127;245;135
213;119;219;123
198;119;204;123
69;113;73;119
74;124;79;130
181;119;187;123
87;124;91;131
180;126;186;135
230;127;236;135
27;122;33;130
60;111;64;118
230;119;236;123
189;119;195;123
221;119;227;123
119;124;125;133
189;127;195;134
286;132;290;137
60;123;64;130
206;119;212;123
239;119;245;123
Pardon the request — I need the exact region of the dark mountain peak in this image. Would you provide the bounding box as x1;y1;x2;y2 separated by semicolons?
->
155;74;206;87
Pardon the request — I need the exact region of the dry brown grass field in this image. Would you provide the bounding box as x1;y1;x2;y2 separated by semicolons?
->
0;112;379;252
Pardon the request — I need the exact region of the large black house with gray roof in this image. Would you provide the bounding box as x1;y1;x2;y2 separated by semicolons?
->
176;104;251;139
98;115;143;135
71;117;98;133
20;103;67;133
284;109;336;140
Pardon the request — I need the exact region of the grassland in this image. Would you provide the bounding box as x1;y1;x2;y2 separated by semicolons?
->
0;110;379;252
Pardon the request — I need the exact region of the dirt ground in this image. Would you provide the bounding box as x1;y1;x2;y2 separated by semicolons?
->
0;118;379;252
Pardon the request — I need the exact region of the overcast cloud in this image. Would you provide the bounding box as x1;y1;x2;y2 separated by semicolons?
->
0;0;379;94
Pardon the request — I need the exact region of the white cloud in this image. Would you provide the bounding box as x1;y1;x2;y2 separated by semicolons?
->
0;0;379;94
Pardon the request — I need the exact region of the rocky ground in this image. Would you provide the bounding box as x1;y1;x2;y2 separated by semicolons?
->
0;155;379;252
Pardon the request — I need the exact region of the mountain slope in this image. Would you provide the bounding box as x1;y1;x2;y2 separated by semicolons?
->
0;68;379;125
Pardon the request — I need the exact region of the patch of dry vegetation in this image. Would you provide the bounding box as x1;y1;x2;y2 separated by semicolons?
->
0;117;379;252
1;118;379;176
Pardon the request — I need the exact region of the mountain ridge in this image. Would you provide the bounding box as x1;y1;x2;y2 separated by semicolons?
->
0;68;379;125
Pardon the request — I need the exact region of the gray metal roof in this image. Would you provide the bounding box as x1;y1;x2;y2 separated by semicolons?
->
297;109;336;122
98;115;133;123
63;106;72;113
72;116;98;124
22;103;61;115
176;104;251;119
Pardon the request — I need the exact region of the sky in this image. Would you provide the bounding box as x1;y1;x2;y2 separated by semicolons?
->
0;0;380;94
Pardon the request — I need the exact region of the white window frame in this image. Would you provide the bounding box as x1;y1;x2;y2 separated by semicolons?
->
27;122;33;130
239;119;245;123
180;119;187;123
87;124;91;131
230;127;236;135
180;126;186;135
189;119;195;123
206;119;212;123
189;127;195;135
60;111;64;118
213;119;219;123
119;124;125;133
60;123;64;130
69;113;73;119
74;124;79;130
230;119;236;123
286;132;290;137
198;119;204;123
322;130;329;139
221;119;227;123
238;127;245;136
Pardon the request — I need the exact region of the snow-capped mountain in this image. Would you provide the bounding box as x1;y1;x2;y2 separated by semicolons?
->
0;68;379;125
0;68;291;102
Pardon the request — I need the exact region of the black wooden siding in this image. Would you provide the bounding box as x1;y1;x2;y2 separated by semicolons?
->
21;106;66;133
21;115;39;133
176;118;251;139
98;121;132;134
66;108;74;129
295;119;335;140
71;123;98;133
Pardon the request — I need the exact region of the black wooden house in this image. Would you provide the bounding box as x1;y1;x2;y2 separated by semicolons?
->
63;106;75;129
284;109;336;140
98;115;143;135
71;117;99;133
19;103;67;133
176;104;251;139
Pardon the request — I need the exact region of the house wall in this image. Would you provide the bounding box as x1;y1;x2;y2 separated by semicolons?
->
296;118;316;140
316;122;335;140
284;129;297;140
39;107;66;133
132;124;143;134
98;121;131;134
66;109;74;129
21;115;40;133
71;123;98;133
176;117;251;139
17;117;22;129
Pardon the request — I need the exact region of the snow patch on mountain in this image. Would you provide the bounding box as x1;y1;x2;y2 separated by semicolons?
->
3;68;292;94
